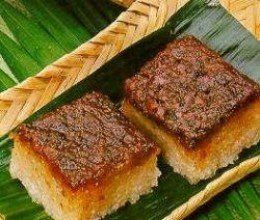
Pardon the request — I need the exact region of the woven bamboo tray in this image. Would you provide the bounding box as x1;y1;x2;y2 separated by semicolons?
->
112;0;260;40
0;0;259;219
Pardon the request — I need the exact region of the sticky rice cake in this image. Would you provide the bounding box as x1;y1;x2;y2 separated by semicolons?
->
10;92;160;220
122;36;260;184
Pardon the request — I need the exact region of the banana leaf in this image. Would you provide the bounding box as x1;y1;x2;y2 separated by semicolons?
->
0;0;259;219
0;0;122;89
189;171;260;220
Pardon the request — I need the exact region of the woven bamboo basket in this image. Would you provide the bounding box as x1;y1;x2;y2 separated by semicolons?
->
112;0;260;40
0;0;259;219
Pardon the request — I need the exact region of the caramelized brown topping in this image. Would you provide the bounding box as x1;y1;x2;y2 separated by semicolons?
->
125;36;259;147
17;92;158;190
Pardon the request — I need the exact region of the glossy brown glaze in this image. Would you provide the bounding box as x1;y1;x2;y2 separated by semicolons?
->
125;36;259;148
17;92;158;190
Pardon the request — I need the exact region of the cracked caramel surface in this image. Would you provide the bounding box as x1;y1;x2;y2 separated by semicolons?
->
125;36;259;147
17;92;158;190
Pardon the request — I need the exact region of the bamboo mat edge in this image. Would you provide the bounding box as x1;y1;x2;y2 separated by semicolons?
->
112;0;260;40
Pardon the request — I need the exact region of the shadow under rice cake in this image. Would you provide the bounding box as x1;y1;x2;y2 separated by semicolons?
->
122;36;260;184
10;92;160;220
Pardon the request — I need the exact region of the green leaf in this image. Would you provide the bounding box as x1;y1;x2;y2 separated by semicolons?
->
0;0;121;91
190;172;260;220
20;0;89;52
0;69;16;91
237;179;260;216
88;0;124;22
0;0;65;67
0;31;41;81
65;0;122;35
0;0;259;219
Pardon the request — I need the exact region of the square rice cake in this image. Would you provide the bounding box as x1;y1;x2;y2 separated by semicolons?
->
10;92;160;220
122;36;260;184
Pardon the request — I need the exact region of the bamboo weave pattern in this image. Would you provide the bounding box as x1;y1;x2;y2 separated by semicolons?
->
221;0;260;39
113;0;260;40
